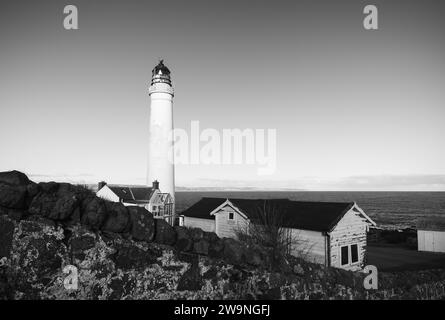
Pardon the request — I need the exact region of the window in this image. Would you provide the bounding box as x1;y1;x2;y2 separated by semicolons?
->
341;244;360;266
351;244;358;263
341;246;349;265
228;212;234;220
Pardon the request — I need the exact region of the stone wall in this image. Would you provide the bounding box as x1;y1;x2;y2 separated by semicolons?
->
1;170;445;300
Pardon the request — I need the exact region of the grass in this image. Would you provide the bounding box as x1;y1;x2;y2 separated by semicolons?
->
367;244;445;272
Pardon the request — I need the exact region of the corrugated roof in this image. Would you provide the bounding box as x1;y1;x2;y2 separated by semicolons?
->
181;197;356;232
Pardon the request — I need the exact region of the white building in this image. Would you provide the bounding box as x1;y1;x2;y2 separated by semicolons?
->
180;198;376;271
96;180;174;223
417;220;445;253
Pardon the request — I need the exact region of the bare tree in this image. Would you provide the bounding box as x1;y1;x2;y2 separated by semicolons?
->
235;200;312;271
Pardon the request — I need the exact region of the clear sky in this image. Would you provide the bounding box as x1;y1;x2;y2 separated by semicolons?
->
1;0;445;190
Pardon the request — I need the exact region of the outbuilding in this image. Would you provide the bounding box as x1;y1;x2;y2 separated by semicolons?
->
180;198;376;271
417;219;445;253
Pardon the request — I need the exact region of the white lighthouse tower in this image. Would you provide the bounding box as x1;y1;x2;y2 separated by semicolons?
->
147;60;175;224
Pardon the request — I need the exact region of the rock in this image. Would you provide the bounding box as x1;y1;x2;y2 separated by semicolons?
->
260;287;281;300
38;181;59;194
228;267;248;282
0;170;30;186
154;219;177;246
108;276;135;300
177;260;202;291
203;231;219;243
0;207;23;222
25;183;40;207
208;238;225;258
51;194;79;221
71;233;96;252
202;265;219;280
174;226;193;252
176;237;194;252
245;247;263;267
0;206;8;216
70;231;96;261
128;206;155;242
193;239;209;255
81;197;108;230
109;278;124;300
100;230;123;244
102;202;130;234
111;242;160;270
189;228;204;241
80;195;95;214
0;184;27;209
7;209;24;222
24;216;56;228
175;226;189;240
38;185;91;224
13;220;67;298
64;206;81;226
56;183;76;197
28;192;58;217
0;262;15;300
25;237;65;274
223;238;246;266
0;216;15;259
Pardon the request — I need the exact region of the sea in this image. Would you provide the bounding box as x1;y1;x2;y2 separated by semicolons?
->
176;191;445;230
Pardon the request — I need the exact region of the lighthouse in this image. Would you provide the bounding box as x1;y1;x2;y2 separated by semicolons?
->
147;60;175;224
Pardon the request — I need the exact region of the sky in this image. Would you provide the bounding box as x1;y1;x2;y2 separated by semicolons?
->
1;0;445;190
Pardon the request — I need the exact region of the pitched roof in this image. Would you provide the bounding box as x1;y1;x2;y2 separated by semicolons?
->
180;198;227;220
181;197;358;232
153;193;172;203
130;187;154;201
108;185;154;203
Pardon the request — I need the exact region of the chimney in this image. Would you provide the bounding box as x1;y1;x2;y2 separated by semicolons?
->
152;180;159;190
98;181;107;191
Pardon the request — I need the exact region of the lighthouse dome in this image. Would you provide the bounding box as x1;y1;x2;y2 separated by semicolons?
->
152;60;170;76
151;60;171;85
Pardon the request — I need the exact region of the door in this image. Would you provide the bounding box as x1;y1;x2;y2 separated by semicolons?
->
424;232;434;251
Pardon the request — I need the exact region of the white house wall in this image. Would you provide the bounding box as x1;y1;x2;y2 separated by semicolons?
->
214;206;249;238
329;208;369;271
285;228;327;265
183;217;215;233
418;230;445;253
147;189;161;212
